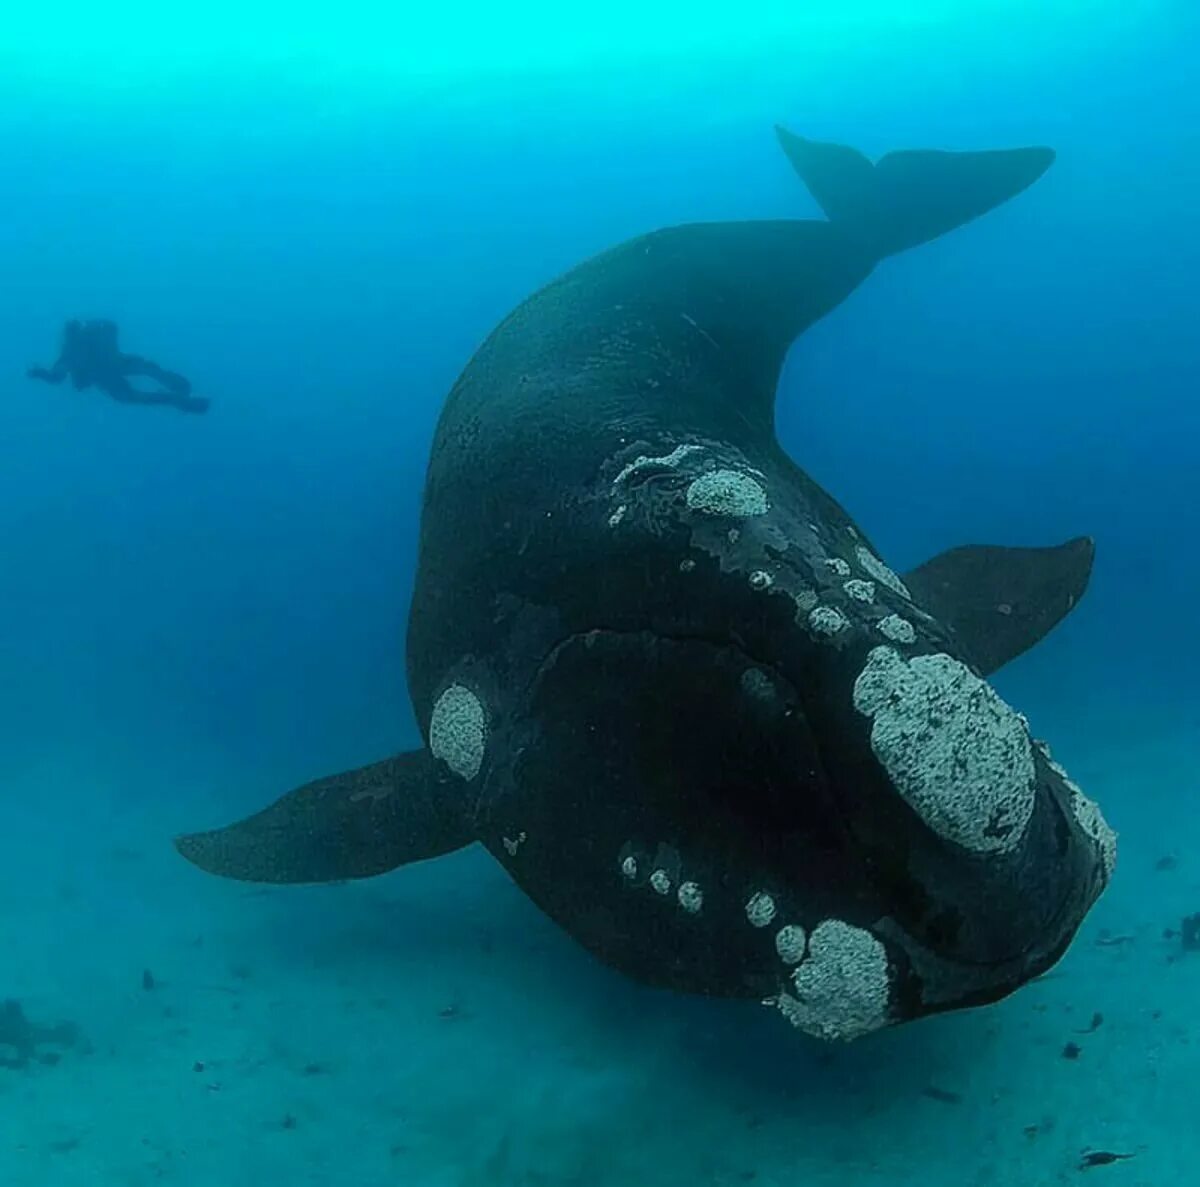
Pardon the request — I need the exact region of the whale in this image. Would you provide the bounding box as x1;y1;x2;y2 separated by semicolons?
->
176;126;1115;1041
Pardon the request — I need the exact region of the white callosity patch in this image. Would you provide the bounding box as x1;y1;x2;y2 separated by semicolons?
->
745;891;777;928
809;606;848;637
824;557;852;577
844;579;876;604
677;881;704;914
877;613;916;644
774;924;807;965
613;443;702;486
775;920;890;1041
1070;789;1118;879
855;545;911;599
1041;751;1118;879
620;855;639;880
501;831;527;856
684;469;769;518
608;504;627;528
853;647;1037;855
650;869;672;896
429;683;487;781
794;588;819;614
749;570;774;591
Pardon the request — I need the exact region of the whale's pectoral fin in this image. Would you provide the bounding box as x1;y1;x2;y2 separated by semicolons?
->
174;749;474;884
904;536;1095;677
775;126;1055;258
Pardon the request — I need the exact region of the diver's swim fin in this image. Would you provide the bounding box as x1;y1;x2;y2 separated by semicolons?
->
775;126;1055;258
904;536;1095;677
174;749;474;884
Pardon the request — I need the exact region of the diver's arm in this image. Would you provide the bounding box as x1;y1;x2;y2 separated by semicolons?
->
27;359;68;383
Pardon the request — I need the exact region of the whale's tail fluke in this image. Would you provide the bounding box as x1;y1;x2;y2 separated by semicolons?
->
775;126;1054;259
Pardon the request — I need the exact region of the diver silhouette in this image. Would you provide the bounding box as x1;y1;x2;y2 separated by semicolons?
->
27;319;208;414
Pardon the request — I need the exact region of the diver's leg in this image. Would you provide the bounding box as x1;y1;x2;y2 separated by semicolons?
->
120;354;192;396
103;378;176;407
105;377;209;414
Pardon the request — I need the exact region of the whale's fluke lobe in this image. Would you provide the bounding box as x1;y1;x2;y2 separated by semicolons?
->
775;125;1055;258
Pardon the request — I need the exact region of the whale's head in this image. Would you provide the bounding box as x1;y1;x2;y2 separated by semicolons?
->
490;436;1114;1040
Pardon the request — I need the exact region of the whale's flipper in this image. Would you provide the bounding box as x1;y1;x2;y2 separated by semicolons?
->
174;750;474;884
904;536;1095;677
775;126;1055;259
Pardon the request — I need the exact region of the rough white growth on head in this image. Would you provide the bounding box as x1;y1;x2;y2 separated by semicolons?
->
775;924;807;965
749;570;774;591
776;920;890;1041
728;528;741;545
855;545;911;598
844;579;876;604
685;470;769;518
650;869;672;896
809;606;848;636
620;854;639;880
677;881;704;914
679;557;696;573
429;684;487;781
794;588;819;614
608;504;627;528
877;613;916;644
824;557;852;577
1044;753;1117;879
613;443;702;486
1070;788;1118;879
745;891;777;928
501;831;527;856
853;647;1036;855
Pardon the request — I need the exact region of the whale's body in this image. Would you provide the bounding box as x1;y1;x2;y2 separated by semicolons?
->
177;128;1114;1041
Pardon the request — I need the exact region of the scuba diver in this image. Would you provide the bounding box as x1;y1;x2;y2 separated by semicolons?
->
27;319;209;414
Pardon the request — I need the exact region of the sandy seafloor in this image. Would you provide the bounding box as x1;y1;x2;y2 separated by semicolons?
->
1;679;1196;1187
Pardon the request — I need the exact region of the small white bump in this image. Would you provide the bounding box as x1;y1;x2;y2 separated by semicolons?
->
775;924;807;964
749;570;774;591
501;831;526;856
844;579;876;603
809;606;848;636
679;558;696;573
650;869;672;895
608;504;627;527
677;881;704;914
794;588;819;614
620;855;639;880
824;557;852;577
877;614;916;644
745;891;777;928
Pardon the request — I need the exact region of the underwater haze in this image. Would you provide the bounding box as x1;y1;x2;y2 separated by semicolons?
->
2;2;1198;1184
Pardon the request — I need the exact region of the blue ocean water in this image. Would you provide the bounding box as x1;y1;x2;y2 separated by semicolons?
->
1;4;1197;1184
